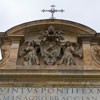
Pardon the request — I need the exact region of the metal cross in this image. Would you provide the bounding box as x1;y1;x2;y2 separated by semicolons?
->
42;5;64;19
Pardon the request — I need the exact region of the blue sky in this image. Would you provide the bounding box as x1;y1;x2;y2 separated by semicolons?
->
0;0;100;32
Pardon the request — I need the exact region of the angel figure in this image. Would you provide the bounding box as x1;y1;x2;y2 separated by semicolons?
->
59;41;75;65
19;41;40;66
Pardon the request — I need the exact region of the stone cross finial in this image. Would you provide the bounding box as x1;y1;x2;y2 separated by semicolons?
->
42;5;64;19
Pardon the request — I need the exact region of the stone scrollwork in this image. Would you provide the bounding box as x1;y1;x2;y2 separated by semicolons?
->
94;46;100;61
19;25;83;66
0;45;10;67
91;45;100;65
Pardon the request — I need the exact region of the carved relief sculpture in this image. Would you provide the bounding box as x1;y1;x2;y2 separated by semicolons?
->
39;25;63;65
59;41;75;65
91;45;100;65
18;25;83;66
19;41;39;65
94;46;100;61
59;42;83;65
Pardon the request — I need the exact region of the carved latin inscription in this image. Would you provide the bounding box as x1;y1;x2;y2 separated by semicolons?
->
0;87;100;100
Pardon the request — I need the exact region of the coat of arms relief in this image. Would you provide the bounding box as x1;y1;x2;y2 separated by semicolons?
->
18;25;83;66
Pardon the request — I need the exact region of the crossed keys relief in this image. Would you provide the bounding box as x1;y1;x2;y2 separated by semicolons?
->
19;25;83;66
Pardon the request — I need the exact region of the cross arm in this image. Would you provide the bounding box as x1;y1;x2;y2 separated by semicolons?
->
42;9;52;13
